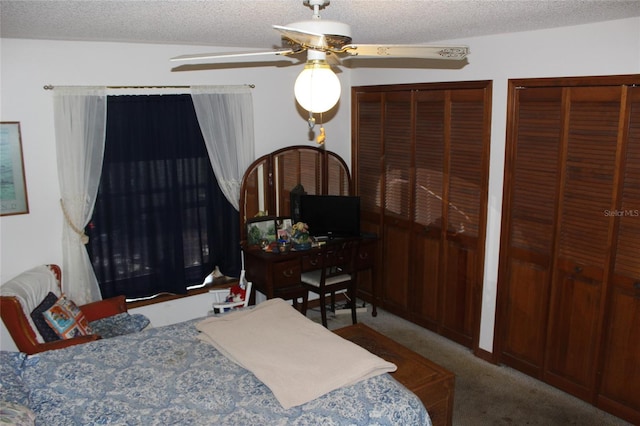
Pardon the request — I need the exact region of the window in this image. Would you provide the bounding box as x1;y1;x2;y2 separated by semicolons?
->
86;94;240;300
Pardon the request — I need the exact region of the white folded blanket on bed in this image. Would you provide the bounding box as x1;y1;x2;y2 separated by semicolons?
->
196;298;397;409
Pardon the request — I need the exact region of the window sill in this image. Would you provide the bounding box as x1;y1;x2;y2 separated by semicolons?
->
126;277;238;310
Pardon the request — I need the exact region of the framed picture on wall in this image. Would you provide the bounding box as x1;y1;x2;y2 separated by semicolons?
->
0;122;29;216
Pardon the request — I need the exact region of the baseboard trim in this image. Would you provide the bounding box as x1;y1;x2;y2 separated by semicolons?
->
474;347;496;364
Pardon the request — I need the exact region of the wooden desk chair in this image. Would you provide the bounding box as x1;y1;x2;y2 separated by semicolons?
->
301;239;359;327
0;264;128;354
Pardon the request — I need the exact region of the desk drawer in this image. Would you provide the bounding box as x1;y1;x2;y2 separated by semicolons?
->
272;260;301;288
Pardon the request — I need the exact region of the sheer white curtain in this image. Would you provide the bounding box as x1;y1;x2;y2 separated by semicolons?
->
190;86;255;210
53;87;107;304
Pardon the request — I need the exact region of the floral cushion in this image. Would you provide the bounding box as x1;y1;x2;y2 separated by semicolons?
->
89;313;150;339
0;401;35;425
30;292;61;342
42;295;92;339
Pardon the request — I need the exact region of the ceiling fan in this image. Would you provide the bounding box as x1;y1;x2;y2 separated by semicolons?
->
171;0;469;135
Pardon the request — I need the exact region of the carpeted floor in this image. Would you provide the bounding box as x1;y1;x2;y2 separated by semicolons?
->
306;304;631;426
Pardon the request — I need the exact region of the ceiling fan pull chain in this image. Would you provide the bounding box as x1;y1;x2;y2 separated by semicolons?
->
308;112;316;129
317;112;326;145
317;126;326;145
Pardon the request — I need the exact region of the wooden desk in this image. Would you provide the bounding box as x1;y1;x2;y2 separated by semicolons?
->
244;238;377;314
335;323;455;426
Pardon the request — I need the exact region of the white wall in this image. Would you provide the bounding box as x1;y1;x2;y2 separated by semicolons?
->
129;292;219;327
1;17;638;352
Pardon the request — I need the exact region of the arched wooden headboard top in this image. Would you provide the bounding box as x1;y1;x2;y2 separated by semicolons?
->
239;145;351;247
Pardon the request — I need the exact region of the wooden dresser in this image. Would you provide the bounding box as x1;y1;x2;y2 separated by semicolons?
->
335;323;455;426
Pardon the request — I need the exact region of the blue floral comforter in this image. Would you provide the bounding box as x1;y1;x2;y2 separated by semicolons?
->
2;318;430;425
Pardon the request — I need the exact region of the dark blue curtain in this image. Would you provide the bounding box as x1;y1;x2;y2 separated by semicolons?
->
87;94;240;300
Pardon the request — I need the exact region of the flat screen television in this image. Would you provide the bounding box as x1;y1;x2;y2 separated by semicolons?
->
298;195;361;238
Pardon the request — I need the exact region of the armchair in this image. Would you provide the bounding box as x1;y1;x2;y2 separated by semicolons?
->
0;264;128;354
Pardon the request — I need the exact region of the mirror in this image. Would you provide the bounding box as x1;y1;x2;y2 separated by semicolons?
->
239;145;351;246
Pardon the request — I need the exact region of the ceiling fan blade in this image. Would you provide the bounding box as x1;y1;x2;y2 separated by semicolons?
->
341;44;469;60
273;25;328;50
171;49;296;62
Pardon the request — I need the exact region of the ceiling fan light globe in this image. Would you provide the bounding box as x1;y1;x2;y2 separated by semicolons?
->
294;60;341;113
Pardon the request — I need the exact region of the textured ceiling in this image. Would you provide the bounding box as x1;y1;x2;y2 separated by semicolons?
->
2;0;640;49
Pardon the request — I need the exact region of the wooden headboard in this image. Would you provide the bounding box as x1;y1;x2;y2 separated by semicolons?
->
239;145;351;246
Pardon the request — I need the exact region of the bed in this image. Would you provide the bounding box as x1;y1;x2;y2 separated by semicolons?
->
1;299;431;425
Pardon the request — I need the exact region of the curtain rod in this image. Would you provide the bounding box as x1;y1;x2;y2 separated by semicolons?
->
43;84;255;90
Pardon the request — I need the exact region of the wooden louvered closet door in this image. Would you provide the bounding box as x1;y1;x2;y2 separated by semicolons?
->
412;90;446;328
597;85;640;424
497;75;640;424
352;81;491;350
440;89;488;346
381;91;413;312
352;92;384;302
545;86;623;400
353;92;383;232
498;87;563;378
